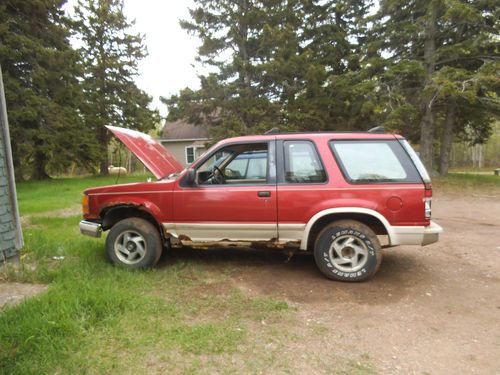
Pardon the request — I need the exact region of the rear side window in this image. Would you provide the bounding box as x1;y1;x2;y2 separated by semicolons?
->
330;140;422;184
284;141;326;183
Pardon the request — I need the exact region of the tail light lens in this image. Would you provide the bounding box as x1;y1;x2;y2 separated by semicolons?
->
424;185;432;220
82;195;89;216
424;198;432;220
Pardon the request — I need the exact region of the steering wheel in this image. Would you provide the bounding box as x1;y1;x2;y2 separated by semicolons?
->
210;165;225;184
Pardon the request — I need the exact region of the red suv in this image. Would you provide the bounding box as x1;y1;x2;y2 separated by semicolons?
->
79;126;442;281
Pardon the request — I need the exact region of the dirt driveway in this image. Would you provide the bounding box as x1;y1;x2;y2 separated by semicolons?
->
169;191;500;374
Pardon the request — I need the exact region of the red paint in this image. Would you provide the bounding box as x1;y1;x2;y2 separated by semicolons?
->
84;130;432;236
106;126;183;179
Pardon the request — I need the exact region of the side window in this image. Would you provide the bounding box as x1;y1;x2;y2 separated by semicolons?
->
284;141;326;183
197;143;269;185
225;151;268;181
225;157;248;179
330;140;422;183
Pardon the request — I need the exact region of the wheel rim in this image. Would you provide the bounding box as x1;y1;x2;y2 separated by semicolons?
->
114;230;147;265
328;234;369;272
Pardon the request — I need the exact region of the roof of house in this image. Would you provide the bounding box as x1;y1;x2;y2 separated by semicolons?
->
161;119;209;141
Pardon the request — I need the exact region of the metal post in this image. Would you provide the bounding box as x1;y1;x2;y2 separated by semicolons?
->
0;64;24;251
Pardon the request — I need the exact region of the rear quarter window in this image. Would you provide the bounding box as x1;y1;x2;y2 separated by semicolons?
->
330;139;422;184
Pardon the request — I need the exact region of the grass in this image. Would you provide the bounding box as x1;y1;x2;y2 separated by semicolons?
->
433;172;500;194
1;174;296;374
16;173;153;215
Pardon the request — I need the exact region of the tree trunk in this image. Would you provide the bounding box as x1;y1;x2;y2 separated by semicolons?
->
418;2;438;171
11;142;24;182
32;148;50;180
419;105;435;170
99;125;109;176
439;101;456;175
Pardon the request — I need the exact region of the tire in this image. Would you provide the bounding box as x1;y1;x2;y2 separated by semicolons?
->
313;220;382;282
105;217;163;269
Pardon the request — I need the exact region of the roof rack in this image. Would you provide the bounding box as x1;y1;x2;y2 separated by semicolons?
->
367;126;385;133
264;127;280;135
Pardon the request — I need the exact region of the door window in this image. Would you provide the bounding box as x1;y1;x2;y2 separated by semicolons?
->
284;141;326;183
197;143;269;185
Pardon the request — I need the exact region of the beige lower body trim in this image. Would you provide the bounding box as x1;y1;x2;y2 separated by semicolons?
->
391;221;443;246
278;223;306;243
163;223;277;242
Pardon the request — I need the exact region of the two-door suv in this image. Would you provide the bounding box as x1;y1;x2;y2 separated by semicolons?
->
79;126;442;281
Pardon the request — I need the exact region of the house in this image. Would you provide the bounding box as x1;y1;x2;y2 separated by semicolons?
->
159;119;210;167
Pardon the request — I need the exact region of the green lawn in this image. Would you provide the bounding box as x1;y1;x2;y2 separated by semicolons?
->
1;175;296;374
16;174;154;215
433;172;500;193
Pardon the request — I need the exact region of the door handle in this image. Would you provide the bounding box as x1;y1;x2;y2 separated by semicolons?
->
257;191;271;198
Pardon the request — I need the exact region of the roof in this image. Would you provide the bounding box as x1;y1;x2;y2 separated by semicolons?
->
161;119;209;141
215;132;402;147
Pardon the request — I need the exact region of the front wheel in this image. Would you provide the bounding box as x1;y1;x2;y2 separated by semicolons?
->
314;220;382;281
105;217;162;269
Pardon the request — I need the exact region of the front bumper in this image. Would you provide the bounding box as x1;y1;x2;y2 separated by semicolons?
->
79;220;102;238
391;221;443;246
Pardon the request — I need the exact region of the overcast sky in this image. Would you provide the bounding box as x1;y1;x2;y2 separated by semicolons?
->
66;0;202;116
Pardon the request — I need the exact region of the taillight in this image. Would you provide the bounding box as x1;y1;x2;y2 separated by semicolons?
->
424;185;432;220
82;195;89;216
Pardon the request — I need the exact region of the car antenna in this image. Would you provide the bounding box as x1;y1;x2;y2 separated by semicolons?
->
367;126;385;133
264;127;280;135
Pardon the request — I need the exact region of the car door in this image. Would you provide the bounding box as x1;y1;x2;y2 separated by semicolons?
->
276;139;329;243
172;140;277;242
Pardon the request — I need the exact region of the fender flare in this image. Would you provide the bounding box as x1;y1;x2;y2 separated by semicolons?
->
300;207;395;250
100;201;164;232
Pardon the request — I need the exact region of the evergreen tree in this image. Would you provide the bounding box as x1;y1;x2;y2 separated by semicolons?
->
167;0;276;138
0;0;95;179
372;0;499;172
164;0;374;138
74;0;159;175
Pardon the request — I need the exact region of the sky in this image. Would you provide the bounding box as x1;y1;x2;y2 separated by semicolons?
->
66;0;202;116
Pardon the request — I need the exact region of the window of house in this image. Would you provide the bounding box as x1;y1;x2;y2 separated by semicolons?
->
284;141;326;183
185;146;195;164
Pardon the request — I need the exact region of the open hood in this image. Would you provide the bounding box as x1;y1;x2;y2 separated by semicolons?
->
106;126;184;179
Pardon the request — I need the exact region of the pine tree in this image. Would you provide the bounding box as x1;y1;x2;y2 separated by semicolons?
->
74;0;159;175
0;0;95;179
372;0;499;172
164;0;374;137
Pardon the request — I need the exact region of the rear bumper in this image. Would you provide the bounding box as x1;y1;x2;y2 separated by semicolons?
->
391;221;443;246
79;220;102;238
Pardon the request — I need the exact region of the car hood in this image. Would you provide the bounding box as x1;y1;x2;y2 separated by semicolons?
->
106;126;184;179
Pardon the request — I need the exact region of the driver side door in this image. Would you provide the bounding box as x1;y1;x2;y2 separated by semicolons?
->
172;140;278;242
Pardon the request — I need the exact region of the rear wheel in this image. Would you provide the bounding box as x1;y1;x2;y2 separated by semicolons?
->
105;217;162;269
314;220;382;281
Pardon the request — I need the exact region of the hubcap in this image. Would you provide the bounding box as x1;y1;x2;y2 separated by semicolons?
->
328;234;369;272
114;230;147;265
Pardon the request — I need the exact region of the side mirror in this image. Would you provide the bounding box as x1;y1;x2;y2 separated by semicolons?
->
186;168;196;185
